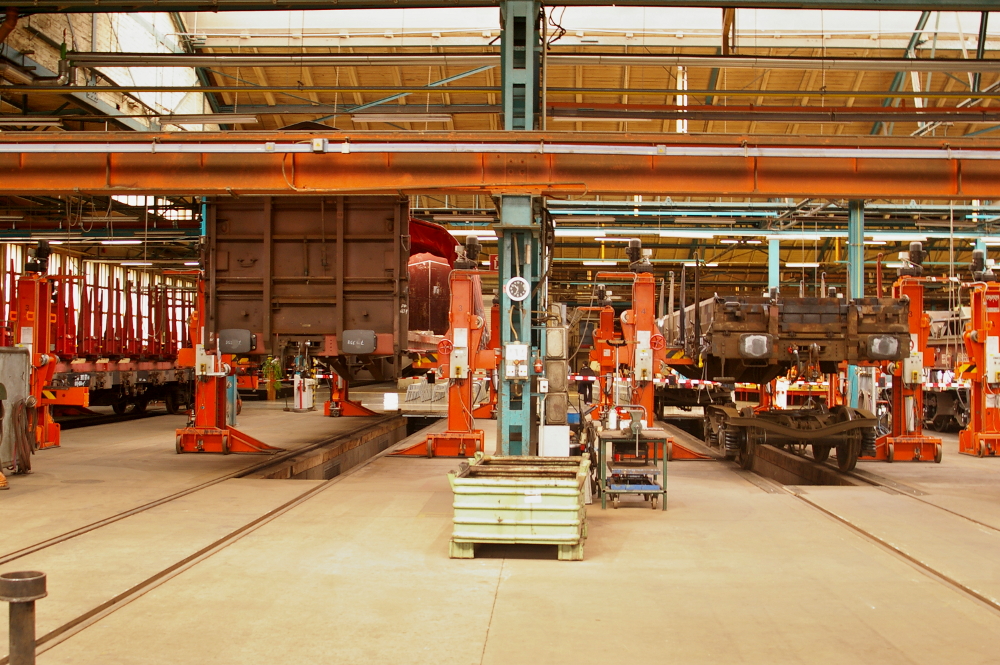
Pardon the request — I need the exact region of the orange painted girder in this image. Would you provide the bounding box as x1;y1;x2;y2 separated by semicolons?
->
0;132;998;198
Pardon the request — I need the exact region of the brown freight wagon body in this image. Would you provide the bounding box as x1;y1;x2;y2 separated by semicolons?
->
206;196;409;378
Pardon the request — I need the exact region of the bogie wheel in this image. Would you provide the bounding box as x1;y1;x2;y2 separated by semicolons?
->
812;445;831;463
934;443;943;464
837;436;860;472
832;406;860;472
886;442;895;463
133;398;148;414
112;400;128;415
739;427;758;471
165;390;180;415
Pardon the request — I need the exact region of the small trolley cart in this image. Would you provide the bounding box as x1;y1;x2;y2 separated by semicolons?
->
598;422;669;511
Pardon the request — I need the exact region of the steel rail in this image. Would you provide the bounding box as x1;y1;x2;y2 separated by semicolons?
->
0;414;400;566
63;51;1000;73
791;486;1000;617
6;84;1000;100
741;450;1000;616
0;422;416;665
2;0;998;16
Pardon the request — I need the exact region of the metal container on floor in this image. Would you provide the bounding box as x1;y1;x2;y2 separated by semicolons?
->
447;453;590;561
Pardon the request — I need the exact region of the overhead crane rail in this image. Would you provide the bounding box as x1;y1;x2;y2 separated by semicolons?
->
1;0;995;15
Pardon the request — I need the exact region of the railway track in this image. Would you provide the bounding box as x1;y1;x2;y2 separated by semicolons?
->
0;414;424;664
742;446;1000;617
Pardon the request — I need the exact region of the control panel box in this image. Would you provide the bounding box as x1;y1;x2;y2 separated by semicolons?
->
902;352;924;385
504;343;530;380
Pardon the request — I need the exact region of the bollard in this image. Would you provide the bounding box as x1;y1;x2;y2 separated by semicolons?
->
0;571;46;665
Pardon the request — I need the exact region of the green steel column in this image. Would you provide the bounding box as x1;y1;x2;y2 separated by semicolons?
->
768;238;780;291
847;200;865;408
496;195;540;455
500;0;541;131
976;237;987;255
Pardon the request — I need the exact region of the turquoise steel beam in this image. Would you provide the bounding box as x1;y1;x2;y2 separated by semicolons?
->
768;238;780;291
500;0;541;131
496;195;540;455
847;200;865;408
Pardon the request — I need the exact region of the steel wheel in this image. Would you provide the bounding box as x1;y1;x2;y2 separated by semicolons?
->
886;442;895;463
812;445;831;463
831;406;860;472
739;427;758;470
934;443;943;464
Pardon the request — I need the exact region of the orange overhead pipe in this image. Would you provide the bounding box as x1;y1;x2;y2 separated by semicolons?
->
1;132;1000;198
0;8;17;44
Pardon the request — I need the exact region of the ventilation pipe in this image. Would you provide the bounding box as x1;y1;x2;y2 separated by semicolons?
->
0;8;18;45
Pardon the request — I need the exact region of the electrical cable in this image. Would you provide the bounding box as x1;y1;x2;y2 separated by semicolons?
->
8;398;37;475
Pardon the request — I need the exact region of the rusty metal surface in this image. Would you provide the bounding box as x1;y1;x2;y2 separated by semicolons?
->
207;196;408;369
407;254;451;335
669;295;909;383
2;131;1000;198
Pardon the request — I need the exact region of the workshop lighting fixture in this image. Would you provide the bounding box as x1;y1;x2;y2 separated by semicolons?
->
786;262;821;268
554;229;606;238
86;216;140;223
353;114;452;123
0;117;62;127
867;233;928;242
159;114;259;125
431;215;496;222
101;240;143;245
552;216;616;224
120;261;153;266
658;230;716;239
582;260;621;266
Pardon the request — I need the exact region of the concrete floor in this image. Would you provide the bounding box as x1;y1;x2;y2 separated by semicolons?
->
3;407;1000;664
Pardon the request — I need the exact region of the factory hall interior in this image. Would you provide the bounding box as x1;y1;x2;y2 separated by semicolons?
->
5;1;1000;663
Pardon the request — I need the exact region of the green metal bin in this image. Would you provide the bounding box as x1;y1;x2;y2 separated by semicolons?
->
448;453;590;561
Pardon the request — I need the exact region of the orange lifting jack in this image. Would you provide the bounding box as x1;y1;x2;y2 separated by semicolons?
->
590;269;708;461
395;268;496;457
862;272;943;463
959;268;1000;457
10;259;89;450
175;279;281;455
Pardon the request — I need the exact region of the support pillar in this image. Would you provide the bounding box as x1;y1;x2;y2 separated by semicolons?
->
496;195;540;455
768;238;780;291
500;0;541;130
847;200;865;408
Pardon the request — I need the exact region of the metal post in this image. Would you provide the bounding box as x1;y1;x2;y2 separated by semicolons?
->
496;195;539;455
1;571;47;665
847;200;865;408
500;0;541;131
768;238;780;291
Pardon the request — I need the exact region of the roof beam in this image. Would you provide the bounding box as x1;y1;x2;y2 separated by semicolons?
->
6;0;999;16
872;11;931;135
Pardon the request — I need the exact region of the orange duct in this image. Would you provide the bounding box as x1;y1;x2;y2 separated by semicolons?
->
0;8;17;44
